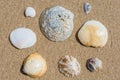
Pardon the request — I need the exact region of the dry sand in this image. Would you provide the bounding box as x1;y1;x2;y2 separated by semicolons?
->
0;0;120;80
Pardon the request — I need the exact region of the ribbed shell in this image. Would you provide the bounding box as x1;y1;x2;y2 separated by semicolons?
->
58;55;81;77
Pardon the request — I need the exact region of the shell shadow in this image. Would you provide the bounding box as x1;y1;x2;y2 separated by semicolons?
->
20;64;25;74
86;59;94;72
75;24;85;46
20;62;28;76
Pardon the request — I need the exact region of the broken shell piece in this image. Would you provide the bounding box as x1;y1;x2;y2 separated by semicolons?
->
22;53;47;78
10;27;36;49
86;57;102;72
40;6;74;41
78;20;108;47
25;7;36;17
84;3;92;14
58;55;81;77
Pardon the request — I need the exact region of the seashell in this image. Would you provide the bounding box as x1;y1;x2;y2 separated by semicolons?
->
58;55;81;77
86;57;102;72
84;3;92;14
10;27;36;49
22;52;47;78
40;6;74;42
25;7;36;17
78;20;108;47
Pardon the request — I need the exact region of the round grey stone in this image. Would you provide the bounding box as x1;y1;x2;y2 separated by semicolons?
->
40;6;74;41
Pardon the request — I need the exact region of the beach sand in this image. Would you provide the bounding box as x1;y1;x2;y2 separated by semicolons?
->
0;0;120;80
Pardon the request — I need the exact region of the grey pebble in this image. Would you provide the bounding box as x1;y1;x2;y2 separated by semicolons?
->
40;6;74;41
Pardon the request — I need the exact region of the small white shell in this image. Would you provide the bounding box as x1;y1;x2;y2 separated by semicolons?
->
10;27;36;49
84;3;92;14
22;53;47;77
78;20;108;47
40;6;74;41
25;7;36;17
86;57;102;72
58;55;81;77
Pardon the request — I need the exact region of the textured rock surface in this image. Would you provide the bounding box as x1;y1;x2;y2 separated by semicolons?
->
40;6;74;41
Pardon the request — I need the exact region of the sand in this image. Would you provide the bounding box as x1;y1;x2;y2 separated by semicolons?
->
0;0;120;80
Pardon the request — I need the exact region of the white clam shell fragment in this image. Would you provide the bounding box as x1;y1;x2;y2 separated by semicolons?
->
86;57;102;72
22;53;47;78
78;20;108;47
10;27;36;49
58;55;81;77
84;3;92;14
25;7;36;17
40;6;74;41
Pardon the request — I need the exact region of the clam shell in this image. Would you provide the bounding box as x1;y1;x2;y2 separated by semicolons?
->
40;6;74;42
58;55;81;77
22;53;47;78
10;27;36;49
25;7;36;17
86;57;102;72
78;20;108;47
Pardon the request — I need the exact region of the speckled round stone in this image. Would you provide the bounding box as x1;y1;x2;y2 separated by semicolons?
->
40;6;74;41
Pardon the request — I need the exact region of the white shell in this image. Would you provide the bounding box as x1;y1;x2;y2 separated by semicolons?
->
78;20;108;47
25;7;36;17
10;27;36;49
84;3;92;14
86;57;102;72
58;55;81;77
22;53;47;77
40;6;74;41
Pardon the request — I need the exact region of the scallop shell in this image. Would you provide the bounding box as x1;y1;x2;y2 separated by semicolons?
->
22;53;47;78
84;3;92;14
40;6;74;42
78;20;108;47
58;55;81;77
10;27;36;49
25;7;36;17
86;57;102;72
